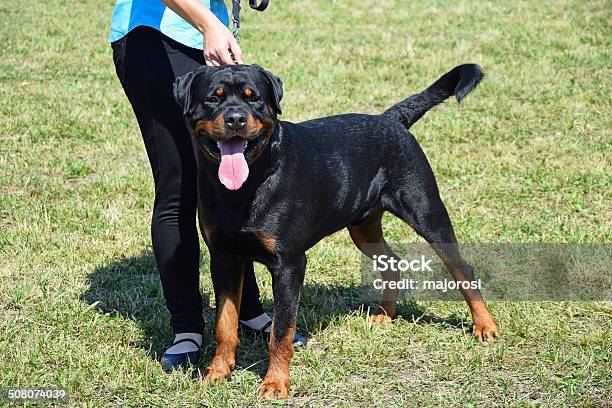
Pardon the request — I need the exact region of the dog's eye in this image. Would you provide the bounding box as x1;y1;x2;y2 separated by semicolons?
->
247;95;262;103
205;96;220;104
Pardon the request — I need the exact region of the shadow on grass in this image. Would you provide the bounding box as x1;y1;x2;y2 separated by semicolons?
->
81;250;470;376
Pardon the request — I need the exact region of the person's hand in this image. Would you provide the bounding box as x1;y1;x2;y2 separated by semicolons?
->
203;20;243;66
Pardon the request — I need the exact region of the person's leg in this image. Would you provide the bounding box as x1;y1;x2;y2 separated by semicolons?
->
239;264;265;320
239;268;270;329
112;27;203;339
112;27;267;345
161;32;267;328
159;33;305;347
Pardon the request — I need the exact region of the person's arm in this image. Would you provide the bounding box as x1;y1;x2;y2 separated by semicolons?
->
162;0;243;66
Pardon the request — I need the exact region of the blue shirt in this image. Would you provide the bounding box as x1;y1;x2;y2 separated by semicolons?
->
109;0;230;49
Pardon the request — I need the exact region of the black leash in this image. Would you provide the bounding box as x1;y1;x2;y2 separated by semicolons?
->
231;0;269;42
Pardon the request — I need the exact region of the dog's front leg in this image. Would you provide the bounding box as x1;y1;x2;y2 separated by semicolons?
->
258;255;306;400
204;253;246;382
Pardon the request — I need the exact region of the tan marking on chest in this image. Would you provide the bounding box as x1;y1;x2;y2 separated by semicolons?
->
257;233;276;253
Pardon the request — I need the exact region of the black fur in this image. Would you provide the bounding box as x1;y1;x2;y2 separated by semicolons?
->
174;63;496;395
383;63;484;129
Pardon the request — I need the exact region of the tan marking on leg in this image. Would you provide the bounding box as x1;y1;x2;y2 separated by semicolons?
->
468;300;500;342
369;300;395;324
258;324;295;399
348;210;398;321
203;281;243;382
431;245;500;342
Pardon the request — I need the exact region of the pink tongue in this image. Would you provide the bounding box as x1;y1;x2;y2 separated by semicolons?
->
218;138;249;190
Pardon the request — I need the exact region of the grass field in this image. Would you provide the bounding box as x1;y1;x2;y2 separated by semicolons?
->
1;0;610;406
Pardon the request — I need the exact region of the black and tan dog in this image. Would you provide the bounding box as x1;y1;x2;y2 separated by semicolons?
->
174;63;500;399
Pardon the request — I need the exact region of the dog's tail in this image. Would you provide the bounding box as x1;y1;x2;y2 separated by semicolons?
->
383;64;484;129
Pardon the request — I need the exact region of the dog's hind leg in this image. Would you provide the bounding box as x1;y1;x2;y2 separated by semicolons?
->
386;190;500;342
347;209;401;324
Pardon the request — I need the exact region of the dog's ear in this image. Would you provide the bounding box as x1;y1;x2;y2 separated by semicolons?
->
254;65;283;115
173;71;197;115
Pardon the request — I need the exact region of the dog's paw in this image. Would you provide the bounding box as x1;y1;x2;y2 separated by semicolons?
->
473;319;500;342
202;366;232;383
258;378;290;399
369;314;393;324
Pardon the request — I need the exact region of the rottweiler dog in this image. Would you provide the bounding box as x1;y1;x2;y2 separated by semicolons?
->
173;63;500;399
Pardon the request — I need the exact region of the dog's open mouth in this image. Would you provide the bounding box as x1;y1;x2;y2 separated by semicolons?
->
198;126;271;191
217;137;249;190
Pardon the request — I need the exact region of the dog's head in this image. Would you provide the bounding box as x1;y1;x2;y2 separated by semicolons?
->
174;64;283;190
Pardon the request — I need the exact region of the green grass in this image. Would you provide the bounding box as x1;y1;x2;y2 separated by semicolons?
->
0;0;610;406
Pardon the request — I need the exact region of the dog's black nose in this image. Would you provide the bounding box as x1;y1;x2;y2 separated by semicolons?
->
224;111;247;130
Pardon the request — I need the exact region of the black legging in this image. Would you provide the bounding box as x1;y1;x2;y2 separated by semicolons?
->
111;26;264;334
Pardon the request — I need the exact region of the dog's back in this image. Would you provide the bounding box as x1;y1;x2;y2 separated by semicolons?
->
269;64;485;243
282;63;485;181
